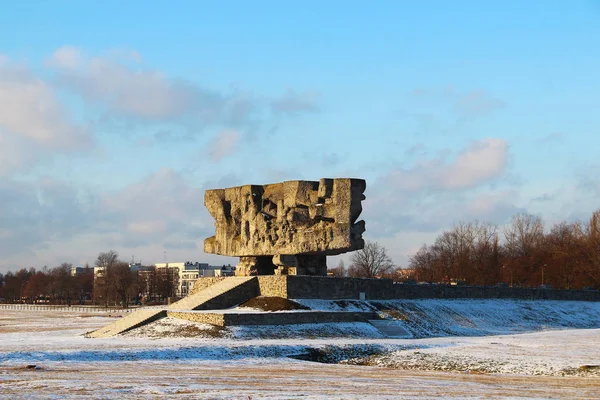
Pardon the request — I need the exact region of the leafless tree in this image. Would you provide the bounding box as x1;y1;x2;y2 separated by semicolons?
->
50;263;75;305
502;213;544;286
348;241;394;278
95;250;119;270
155;266;179;300
503;213;544;258
415;221;499;284
94;250;119;306
328;259;347;277
409;244;436;282
111;262;135;308
580;210;600;287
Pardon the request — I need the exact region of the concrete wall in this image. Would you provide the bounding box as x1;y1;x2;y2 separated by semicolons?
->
191;276;600;302
167;311;225;326
391;284;600;301
284;276;600;301
257;276;289;297
286;276;393;300
166;310;378;326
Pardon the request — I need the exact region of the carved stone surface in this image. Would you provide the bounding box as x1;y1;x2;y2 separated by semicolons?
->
204;178;366;276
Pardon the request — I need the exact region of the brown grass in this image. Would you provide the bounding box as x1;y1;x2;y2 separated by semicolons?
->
133;321;228;339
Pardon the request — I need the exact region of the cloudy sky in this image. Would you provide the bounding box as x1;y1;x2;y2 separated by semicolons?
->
1;0;599;272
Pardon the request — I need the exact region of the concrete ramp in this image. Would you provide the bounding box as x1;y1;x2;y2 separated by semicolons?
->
86;309;166;338
368;319;412;338
88;277;258;338
167;276;258;311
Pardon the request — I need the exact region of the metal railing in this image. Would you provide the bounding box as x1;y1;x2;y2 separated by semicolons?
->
0;304;136;313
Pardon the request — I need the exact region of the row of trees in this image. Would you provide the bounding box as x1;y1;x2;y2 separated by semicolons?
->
0;263;93;304
0;251;180;307
409;211;600;289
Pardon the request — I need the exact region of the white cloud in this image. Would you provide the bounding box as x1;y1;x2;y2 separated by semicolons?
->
42;46;320;144
467;190;525;220
363;138;513;246
99;168;212;247
127;221;168;234
407;86;505;120
453;90;506;118
444;138;509;189
0;57;92;175
271;89;320;115
0;169;225;272
46;45;82;70
384;138;508;191
207;130;240;161
46;46;233;124
0;177;95;258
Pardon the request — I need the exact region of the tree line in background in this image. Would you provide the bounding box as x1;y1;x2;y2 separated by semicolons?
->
0;263;94;305
328;210;599;290
0;251;179;307
408;210;600;289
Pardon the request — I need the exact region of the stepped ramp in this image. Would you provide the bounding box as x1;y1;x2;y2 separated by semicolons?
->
88;277;258;338
368;319;412;338
86;309;167;338
168;276;258;311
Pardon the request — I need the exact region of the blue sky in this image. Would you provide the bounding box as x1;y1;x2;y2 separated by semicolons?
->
1;1;599;272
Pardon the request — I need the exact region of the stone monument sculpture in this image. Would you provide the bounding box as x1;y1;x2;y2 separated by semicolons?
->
204;178;366;276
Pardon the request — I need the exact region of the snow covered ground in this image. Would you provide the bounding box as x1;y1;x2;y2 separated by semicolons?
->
1;299;600;399
296;298;600;338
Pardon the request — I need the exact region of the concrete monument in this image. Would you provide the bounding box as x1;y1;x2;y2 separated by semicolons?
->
204;178;366;276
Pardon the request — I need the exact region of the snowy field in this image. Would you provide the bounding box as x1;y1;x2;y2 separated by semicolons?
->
1;299;600;399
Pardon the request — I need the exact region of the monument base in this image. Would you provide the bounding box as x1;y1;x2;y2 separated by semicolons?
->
235;255;327;276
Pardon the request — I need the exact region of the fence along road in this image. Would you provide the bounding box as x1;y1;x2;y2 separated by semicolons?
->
0;304;139;313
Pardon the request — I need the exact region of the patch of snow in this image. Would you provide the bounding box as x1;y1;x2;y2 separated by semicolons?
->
295;299;600;338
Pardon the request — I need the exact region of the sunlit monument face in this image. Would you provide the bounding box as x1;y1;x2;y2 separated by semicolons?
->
204;178;366;276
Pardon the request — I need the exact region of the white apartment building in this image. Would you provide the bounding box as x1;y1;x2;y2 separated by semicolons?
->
155;262;235;297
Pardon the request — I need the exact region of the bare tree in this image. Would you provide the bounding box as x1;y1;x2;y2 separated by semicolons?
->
580;210;600;287
50;263;75;305
502;213;544;286
328;259;347;277
95;250;119;269
470;222;501;286
503;213;544;258
409;221;499;285
348;241;394;278
409;244;436;282
155;266;179;300
111;262;135;308
544;221;584;289
94;250;119;306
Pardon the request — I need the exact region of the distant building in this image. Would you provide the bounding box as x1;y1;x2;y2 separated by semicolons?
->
155;262;235;297
396;268;416;280
128;262;144;273
93;266;105;278
71;266;87;276
215;265;236;277
93;262;150;277
92;261;233;298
